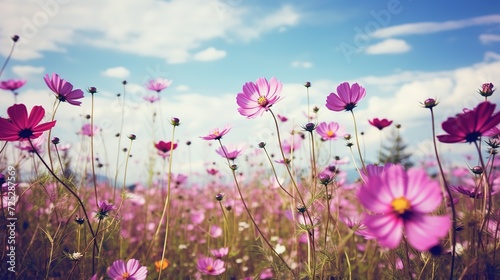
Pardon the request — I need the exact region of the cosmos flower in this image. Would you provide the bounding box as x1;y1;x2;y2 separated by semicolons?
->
96;200;116;220
0;104;56;141
107;258;147;280
200;124;232;140
44;73;84;106
316;121;345;141
0;79;26;91
154;141;178;158
437;102;500;143
326;82;366;112
143;95;160;103
369;118;393;130
236;77;282;118
210;247;229;258
215;144;244;160
196;257;226;276
357;164;450;251
81;124;99;136
478;82;494;97
145;78;172;93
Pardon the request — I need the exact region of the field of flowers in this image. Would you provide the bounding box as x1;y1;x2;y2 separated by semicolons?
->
1;35;499;280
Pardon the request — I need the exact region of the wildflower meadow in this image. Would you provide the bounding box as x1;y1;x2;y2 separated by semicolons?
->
1;34;500;280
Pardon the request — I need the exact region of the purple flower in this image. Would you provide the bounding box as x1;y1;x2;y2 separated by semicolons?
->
154;141;178;158
326;82;366;112
200;124;232;140
145;78;172;93
216;144;243;160
196;257;226;276
96;200;116;220
357;164;450;251
236;77;282;118
81;124;99;137
316;121;345;141
44;73;84;106
0;104;56;142
210;247;229;258
437;102;500;143
369;118;393;130
107;258;147;280
0;79;26;91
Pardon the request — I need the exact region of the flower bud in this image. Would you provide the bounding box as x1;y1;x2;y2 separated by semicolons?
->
471;166;483;175
171;117;180;126
479;82;494;97
11;35;20;42
258;142;266;148
304;82;311;88
87;87;97;94
51;137;60;145
127;134;137;140
423;98;438;109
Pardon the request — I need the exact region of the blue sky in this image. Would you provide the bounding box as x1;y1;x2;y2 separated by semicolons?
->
1;0;500;183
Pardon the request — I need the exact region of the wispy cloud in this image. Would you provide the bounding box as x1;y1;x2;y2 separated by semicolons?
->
193;47;226;62
291;61;313;68
0;0;300;63
370;14;500;38
101;67;130;79
479;34;500;44
365;39;410;54
11;65;45;77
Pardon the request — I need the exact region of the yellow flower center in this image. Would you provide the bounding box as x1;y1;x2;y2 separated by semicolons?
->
207;265;214;272
121;272;130;279
327;130;335;137
257;96;268;106
391;197;411;214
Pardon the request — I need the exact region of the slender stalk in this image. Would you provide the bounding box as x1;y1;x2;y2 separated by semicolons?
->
29;138;98;274
158;126;177;280
113;83;127;203
89;93;98;207
428;107;456;280
0;36;18;79
350;110;366;172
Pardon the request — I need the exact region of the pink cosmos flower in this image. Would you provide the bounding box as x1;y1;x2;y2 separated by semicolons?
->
0;104;56;141
0;79;26;91
210;247;229;258
357;164;450;251
479;82;494;97
216;144;243;160
326;82;366;112
143;95;160;103
437;101;500;143
236;77;282;118
145;78;172;92
81;124;99;136
277;114;288;122
96;200;116;220
369;118;393;130
196;257;226;276
154;141;178;158
44;73;84;106
107;258;147;280
316;121;345;141
200;124;232;140
17;135;45;153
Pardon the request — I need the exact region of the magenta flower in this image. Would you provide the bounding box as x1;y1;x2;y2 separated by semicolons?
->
143;95;160;103
107;258;147;280
357;164;450;251
200;124;232;140
210;247;229;258
369;118;393;130
326;82;366;112
236;77;282;118
216;144;243;160
154;141;178;158
44;73;84;106
437;102;500;143
81;124;99;136
478;82;494;97
96;200;116;220
277;114;288;122
145;78;172;93
0;104;56;141
0;79;26;91
316;121;345;141
196;257;226;276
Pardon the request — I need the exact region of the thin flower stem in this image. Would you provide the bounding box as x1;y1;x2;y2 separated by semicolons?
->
158;126;177;280
53;143;65;175
90;93;98;207
429;108;456;280
217;139;294;276
474;141;493;239
28;138;98;274
0;38;17;79
350;110;366;173
261;146;295;199
47;99;61;173
113;84;126;203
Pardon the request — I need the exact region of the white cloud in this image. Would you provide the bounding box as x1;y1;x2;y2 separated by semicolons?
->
11;65;45;77
101;66;130;79
371;14;500;38
479;34;500;44
484;51;500;62
365;39;411;54
291;61;313;68
193;47;226;62
176;85;190;91
0;0;300;63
